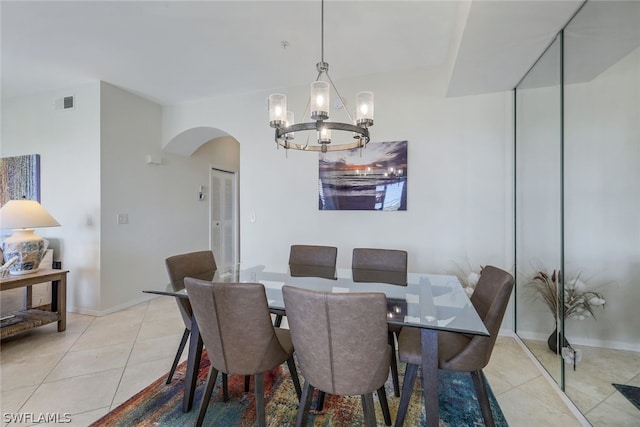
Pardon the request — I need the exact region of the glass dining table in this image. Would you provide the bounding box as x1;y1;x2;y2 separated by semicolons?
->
144;264;488;426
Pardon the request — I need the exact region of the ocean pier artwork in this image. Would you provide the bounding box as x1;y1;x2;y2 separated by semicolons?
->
318;140;407;211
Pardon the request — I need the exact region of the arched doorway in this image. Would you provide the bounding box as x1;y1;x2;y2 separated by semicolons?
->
164;127;240;267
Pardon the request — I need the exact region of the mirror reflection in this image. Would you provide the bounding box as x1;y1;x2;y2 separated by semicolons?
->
515;1;640;424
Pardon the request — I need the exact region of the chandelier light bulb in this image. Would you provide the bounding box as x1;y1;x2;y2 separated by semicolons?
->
356;91;374;127
310;81;330;120
269;94;287;128
319;127;331;143
285;111;295;140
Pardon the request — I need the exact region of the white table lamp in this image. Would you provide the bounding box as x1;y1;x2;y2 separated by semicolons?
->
0;199;60;275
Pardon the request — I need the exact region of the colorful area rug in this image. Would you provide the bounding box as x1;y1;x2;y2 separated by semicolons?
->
91;351;507;426
612;383;640;412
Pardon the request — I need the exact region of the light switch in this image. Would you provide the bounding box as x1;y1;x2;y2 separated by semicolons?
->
117;213;129;224
250;212;256;223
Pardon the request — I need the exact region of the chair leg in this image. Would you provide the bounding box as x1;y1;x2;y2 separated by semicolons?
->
394;363;418;427
166;328;190;384
255;373;266;427
222;373;229;402
389;331;400;397
361;393;377;427
195;366;219;427
295;381;315;427
274;314;283;327
377;385;392;426
244;375;251;392
471;370;495;427
313;391;326;412
286;356;302;399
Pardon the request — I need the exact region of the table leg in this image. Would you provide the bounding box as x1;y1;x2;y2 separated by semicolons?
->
25;285;33;309
56;276;66;332
421;328;438;426
183;317;203;412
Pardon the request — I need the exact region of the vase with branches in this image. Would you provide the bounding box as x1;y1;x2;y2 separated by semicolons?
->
527;269;605;353
453;261;483;297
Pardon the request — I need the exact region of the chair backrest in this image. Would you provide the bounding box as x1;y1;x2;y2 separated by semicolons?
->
448;265;514;370
351;248;408;285
282;285;390;396
289;245;337;279
165;251;217;328
185;278;291;375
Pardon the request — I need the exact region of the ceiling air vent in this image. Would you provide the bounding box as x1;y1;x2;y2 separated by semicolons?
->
54;95;75;110
63;95;74;109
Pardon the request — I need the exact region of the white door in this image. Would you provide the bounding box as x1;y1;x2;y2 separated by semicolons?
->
210;168;238;268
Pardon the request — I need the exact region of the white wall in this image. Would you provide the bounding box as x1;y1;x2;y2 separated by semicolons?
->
163;68;516;326
1;82;102;312
99;82;242;314
100;82;167;312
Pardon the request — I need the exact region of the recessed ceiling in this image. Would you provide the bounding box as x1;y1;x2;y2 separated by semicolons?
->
1;1;585;105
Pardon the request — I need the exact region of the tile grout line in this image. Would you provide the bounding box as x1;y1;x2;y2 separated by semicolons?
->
512;335;592;426
12;315;97;419
105;300;152;412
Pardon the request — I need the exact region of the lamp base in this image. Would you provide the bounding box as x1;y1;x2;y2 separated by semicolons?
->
1;229;47;276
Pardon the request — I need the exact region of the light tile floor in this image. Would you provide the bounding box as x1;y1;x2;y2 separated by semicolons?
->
0;297;602;426
524;339;640;427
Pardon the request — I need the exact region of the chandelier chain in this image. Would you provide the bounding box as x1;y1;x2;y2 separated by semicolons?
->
320;0;324;64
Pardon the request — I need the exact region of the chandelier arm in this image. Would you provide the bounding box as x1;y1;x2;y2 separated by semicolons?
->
274;121;369;153
301;69;324;123
325;71;355;124
278;121;368;135
275;139;366;152
303;128;311;149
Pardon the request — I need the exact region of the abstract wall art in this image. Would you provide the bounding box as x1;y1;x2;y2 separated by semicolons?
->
0;154;41;207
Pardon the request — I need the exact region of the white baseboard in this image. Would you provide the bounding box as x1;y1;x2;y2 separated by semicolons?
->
67;294;156;317
517;329;640;352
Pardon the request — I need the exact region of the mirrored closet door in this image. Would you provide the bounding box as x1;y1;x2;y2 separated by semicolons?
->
515;1;639;424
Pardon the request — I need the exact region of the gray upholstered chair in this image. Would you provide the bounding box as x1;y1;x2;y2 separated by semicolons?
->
394;265;514;427
288;244;338;279
282;285;392;427
272;244;338;327
352;247;408;397
352;247;408;286
164;250;217;384
185;278;302;427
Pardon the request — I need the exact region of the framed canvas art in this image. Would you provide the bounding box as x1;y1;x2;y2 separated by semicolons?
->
318;140;407;211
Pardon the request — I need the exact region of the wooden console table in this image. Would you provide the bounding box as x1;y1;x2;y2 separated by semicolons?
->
0;269;67;339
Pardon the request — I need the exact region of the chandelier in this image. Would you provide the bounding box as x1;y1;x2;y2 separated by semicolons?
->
268;0;374;153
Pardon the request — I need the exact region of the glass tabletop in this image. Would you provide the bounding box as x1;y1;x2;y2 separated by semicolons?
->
144;264;488;336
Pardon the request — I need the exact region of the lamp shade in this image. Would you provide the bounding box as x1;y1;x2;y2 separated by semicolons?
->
0;200;60;229
0;200;60;276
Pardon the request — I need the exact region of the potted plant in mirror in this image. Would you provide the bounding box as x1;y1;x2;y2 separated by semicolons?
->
527;269;605;354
